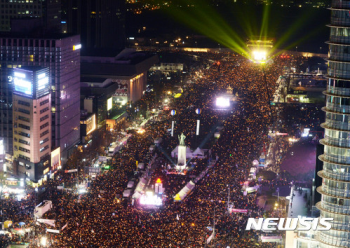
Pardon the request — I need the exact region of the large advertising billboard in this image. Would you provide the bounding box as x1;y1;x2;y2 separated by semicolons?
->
13;67;50;99
13;70;33;97
86;114;96;135
51;147;61;171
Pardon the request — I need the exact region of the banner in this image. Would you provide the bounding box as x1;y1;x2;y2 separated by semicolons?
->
206;230;215;244
61;223;68;231
46;229;60;234
230;208;248;213
65;169;78;173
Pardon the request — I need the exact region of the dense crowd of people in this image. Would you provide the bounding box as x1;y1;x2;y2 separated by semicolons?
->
2;51;293;247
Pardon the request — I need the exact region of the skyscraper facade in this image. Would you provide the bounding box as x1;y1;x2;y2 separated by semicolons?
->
12;66;51;181
62;0;126;51
0;34;81;159
316;0;350;246
0;0;61;32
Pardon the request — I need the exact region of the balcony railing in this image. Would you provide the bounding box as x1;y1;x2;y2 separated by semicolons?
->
327;86;350;97
326;102;350;114
323;136;350;148
323;120;350;131
322;184;350;198
322;168;350;181
328;68;350;79
318;231;350;247
332;0;350;9
318;201;350;215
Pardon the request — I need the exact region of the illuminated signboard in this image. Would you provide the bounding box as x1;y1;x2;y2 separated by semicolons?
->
51;147;61;171
140;192;162;206
107;97;113;111
36;70;50;98
302;128;310;137
216;96;230;108
13;67;50;98
73;44;82;50
13;70;33;97
86;114;96;135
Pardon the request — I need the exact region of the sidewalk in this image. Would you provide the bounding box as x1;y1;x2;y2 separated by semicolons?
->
287;187;309;218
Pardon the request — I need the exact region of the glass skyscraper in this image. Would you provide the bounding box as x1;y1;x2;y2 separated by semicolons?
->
316;0;350;246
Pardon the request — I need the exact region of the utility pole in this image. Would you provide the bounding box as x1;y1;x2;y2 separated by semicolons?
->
227;184;230;212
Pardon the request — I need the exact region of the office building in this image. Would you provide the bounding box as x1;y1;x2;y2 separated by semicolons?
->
0;0;61;32
316;0;350;247
12;66;51;182
80;49;158;127
0;33;81;160
62;0;126;51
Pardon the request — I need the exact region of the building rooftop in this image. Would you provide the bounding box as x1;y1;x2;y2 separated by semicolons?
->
0;32;78;40
81;49;159;78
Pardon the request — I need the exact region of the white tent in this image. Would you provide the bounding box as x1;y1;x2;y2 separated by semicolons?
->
171;146;193;158
133;177;147;199
34;200;52;218
193;147;206;157
174;181;195;201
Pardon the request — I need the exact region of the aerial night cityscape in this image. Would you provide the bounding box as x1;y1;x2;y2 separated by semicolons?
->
0;0;348;247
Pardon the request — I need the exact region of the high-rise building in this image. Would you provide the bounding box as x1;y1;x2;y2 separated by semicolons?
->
316;0;350;247
12;66;51;181
0;0;61;32
62;0;126;51
0;33;81;160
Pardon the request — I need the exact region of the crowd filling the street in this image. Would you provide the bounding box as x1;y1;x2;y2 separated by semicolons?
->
1;51;314;247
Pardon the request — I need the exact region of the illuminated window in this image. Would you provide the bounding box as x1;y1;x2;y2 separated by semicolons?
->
43;168;49;175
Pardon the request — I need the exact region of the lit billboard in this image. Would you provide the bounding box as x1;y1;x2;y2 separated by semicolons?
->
13;67;50;98
107;97;113;111
51;147;61;171
13;70;33;97
86;114;96;135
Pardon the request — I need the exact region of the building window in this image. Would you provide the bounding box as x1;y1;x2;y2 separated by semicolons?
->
18;108;30;115
40;99;49;106
40;114;49;122
43;167;49;175
19;139;29;145
40;145;49;153
18;115;30;122
18;100;30;107
40;122;49;130
19;154;30;161
18;131;30;138
40;130;49;137
19;146;30;153
18;123;30;130
39;137;49;145
40;107;49;114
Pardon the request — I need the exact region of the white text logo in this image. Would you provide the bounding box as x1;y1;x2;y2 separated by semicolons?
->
245;218;333;231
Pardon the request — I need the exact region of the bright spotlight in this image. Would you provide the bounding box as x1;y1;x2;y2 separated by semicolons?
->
252;50;267;63
216;97;230;108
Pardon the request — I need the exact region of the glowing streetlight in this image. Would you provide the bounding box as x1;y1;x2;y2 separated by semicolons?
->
195;108;201;136
170;110;176;137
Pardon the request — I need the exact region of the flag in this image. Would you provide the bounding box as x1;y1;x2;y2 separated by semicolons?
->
176;214;180;221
